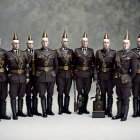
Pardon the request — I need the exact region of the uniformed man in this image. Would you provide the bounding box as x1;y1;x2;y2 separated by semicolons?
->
74;32;94;115
6;32;29;120
56;29;74;115
34;30;58;117
131;33;140;117
112;31;137;121
25;34;41;117
94;31;116;117
0;38;11;120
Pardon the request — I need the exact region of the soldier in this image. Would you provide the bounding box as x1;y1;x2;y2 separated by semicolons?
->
24;34;41;117
5;32;29;120
34;30;58;117
56;29;74;115
94;31;116;117
74;32;94;115
131;33;140;117
112;31;137;121
0;38;11;120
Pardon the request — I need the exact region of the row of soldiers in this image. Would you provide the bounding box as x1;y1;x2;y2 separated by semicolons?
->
0;30;139;122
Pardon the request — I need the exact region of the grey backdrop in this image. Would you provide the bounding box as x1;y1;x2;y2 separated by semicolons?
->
0;0;140;51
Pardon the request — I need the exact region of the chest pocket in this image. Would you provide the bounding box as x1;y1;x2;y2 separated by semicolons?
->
121;57;131;67
105;56;114;63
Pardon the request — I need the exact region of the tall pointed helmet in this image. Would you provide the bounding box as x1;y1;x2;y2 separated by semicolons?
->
62;29;68;38
82;32;88;41
83;32;87;38
124;30;130;40
42;29;48;38
13;31;19;43
42;29;48;41
104;30;109;39
27;33;33;43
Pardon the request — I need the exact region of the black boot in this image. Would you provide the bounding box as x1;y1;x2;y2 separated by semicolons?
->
106;97;113;117
41;99;47;117
32;97;42;116
58;96;63;115
63;96;71;114
26;96;33;117
11;99;18;120
82;95;89;114
121;105;129;121
17;99;27;117
138;98;140;117
0;101;11;120
112;101;122;120
77;94;83;115
132;98;138;117
47;96;55;115
78;107;83;115
101;95;107;114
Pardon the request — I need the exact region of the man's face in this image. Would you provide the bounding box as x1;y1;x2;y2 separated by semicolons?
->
27;42;34;49
41;38;49;48
12;42;19;50
103;39;110;49
62;38;68;48
137;38;140;48
123;40;130;50
81;38;88;48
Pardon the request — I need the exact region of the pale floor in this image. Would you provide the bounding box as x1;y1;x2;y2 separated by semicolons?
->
0;84;139;140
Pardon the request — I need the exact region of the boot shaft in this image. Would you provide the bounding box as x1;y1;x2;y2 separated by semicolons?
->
41;99;47;114
0;101;6;116
11;99;17;114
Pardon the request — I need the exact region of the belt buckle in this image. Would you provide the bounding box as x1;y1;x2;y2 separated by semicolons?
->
64;66;68;70
83;67;87;71
17;70;22;74
0;69;4;72
45;67;49;71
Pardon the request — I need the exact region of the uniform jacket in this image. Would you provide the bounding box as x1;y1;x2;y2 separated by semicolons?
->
5;49;29;83
56;47;74;78
74;47;94;78
34;48;58;82
94;48;116;80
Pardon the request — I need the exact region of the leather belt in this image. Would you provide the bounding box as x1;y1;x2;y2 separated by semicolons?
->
59;66;69;71
0;68;4;73
101;67;111;72
77;66;89;71
114;73;127;78
10;70;25;74
37;67;53;72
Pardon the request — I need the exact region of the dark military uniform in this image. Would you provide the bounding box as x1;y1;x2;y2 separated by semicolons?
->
94;48;116;117
74;47;94;114
6;49;29;119
0;48;11;120
112;49;137;121
24;48;41;117
131;48;140;117
56;47;74;114
34;47;58;117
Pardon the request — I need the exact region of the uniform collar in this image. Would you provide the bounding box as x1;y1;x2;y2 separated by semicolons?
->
12;49;19;54
103;48;109;52
81;46;87;51
27;48;33;53
41;47;48;51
